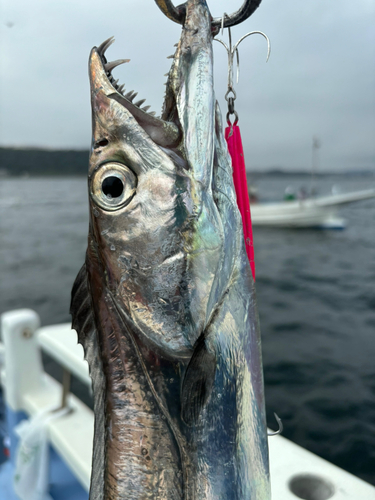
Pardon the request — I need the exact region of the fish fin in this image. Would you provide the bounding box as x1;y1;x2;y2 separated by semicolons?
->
70;263;106;499
70;263;95;345
181;334;216;426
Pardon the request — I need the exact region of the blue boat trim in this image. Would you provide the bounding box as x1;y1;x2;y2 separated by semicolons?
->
0;405;88;500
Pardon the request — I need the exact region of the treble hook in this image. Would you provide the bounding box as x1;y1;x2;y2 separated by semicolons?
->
267;413;283;436
215;13;270;126
216;15;270;92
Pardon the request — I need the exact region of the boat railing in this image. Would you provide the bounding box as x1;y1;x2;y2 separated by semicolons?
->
0;309;92;495
1;308;375;500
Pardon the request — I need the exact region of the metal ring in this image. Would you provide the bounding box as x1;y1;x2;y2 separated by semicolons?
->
225;88;237;102
226;110;239;126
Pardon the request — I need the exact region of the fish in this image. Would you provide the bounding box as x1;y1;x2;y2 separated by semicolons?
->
70;0;270;498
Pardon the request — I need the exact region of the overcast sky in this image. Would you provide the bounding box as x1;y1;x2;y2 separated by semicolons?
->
1;0;374;171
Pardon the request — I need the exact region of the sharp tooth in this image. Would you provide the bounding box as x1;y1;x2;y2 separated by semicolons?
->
97;36;115;56
167;54;174;59
126;91;137;102
164;73;169;77
142;105;151;112
104;59;130;73
113;79;119;86
174;43;178;47
135;99;146;107
118;84;125;93
149;111;156;116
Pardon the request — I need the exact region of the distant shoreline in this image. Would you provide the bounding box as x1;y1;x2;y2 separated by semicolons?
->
0;147;373;178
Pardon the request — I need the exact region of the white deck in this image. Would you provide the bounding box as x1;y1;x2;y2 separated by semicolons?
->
1;311;375;499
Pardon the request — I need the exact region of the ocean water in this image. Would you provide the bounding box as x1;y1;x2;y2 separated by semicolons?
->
0;175;374;484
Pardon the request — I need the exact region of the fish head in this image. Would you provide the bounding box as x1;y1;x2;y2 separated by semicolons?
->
87;0;242;361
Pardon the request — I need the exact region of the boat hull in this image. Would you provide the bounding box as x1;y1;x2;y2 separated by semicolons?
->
250;189;375;228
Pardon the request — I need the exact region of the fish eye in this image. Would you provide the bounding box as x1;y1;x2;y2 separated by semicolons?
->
102;176;124;199
90;162;137;211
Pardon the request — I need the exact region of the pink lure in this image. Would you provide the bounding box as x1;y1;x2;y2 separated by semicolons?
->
225;124;256;281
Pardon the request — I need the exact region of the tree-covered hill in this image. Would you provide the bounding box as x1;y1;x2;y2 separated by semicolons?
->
0;147;89;176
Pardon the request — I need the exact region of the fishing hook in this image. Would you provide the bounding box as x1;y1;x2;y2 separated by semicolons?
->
267;413;283;436
216;18;270;92
215;14;270;126
154;0;262;29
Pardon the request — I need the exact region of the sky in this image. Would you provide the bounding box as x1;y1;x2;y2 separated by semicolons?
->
0;0;374;172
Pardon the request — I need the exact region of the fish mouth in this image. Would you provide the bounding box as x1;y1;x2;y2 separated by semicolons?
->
91;36;181;148
97;36;157;117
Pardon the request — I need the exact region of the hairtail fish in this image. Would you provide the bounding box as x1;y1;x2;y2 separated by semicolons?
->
70;1;270;498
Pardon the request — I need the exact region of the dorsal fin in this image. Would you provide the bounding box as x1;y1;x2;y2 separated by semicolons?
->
70;263;106;500
70;263;96;346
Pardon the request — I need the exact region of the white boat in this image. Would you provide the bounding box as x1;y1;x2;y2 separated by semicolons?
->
250;189;375;228
0;309;375;500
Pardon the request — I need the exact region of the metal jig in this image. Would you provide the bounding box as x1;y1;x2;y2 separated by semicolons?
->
267;413;283;436
215;14;270;126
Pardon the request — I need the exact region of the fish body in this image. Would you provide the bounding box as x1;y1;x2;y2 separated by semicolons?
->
71;1;270;498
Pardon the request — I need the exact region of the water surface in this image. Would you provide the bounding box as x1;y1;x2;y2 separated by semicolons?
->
0;175;374;484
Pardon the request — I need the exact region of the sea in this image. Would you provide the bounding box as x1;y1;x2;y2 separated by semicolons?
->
0;174;374;485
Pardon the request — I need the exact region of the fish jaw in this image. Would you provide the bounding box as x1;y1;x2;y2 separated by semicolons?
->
89;47;181;150
169;0;215;186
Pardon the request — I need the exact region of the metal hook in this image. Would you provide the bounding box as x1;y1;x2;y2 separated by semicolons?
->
233;30;271;62
216;13;270;126
215;23;271;93
267;413;283;436
154;0;263;29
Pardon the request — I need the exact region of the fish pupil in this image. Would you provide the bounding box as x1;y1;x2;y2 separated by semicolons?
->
102;176;124;198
